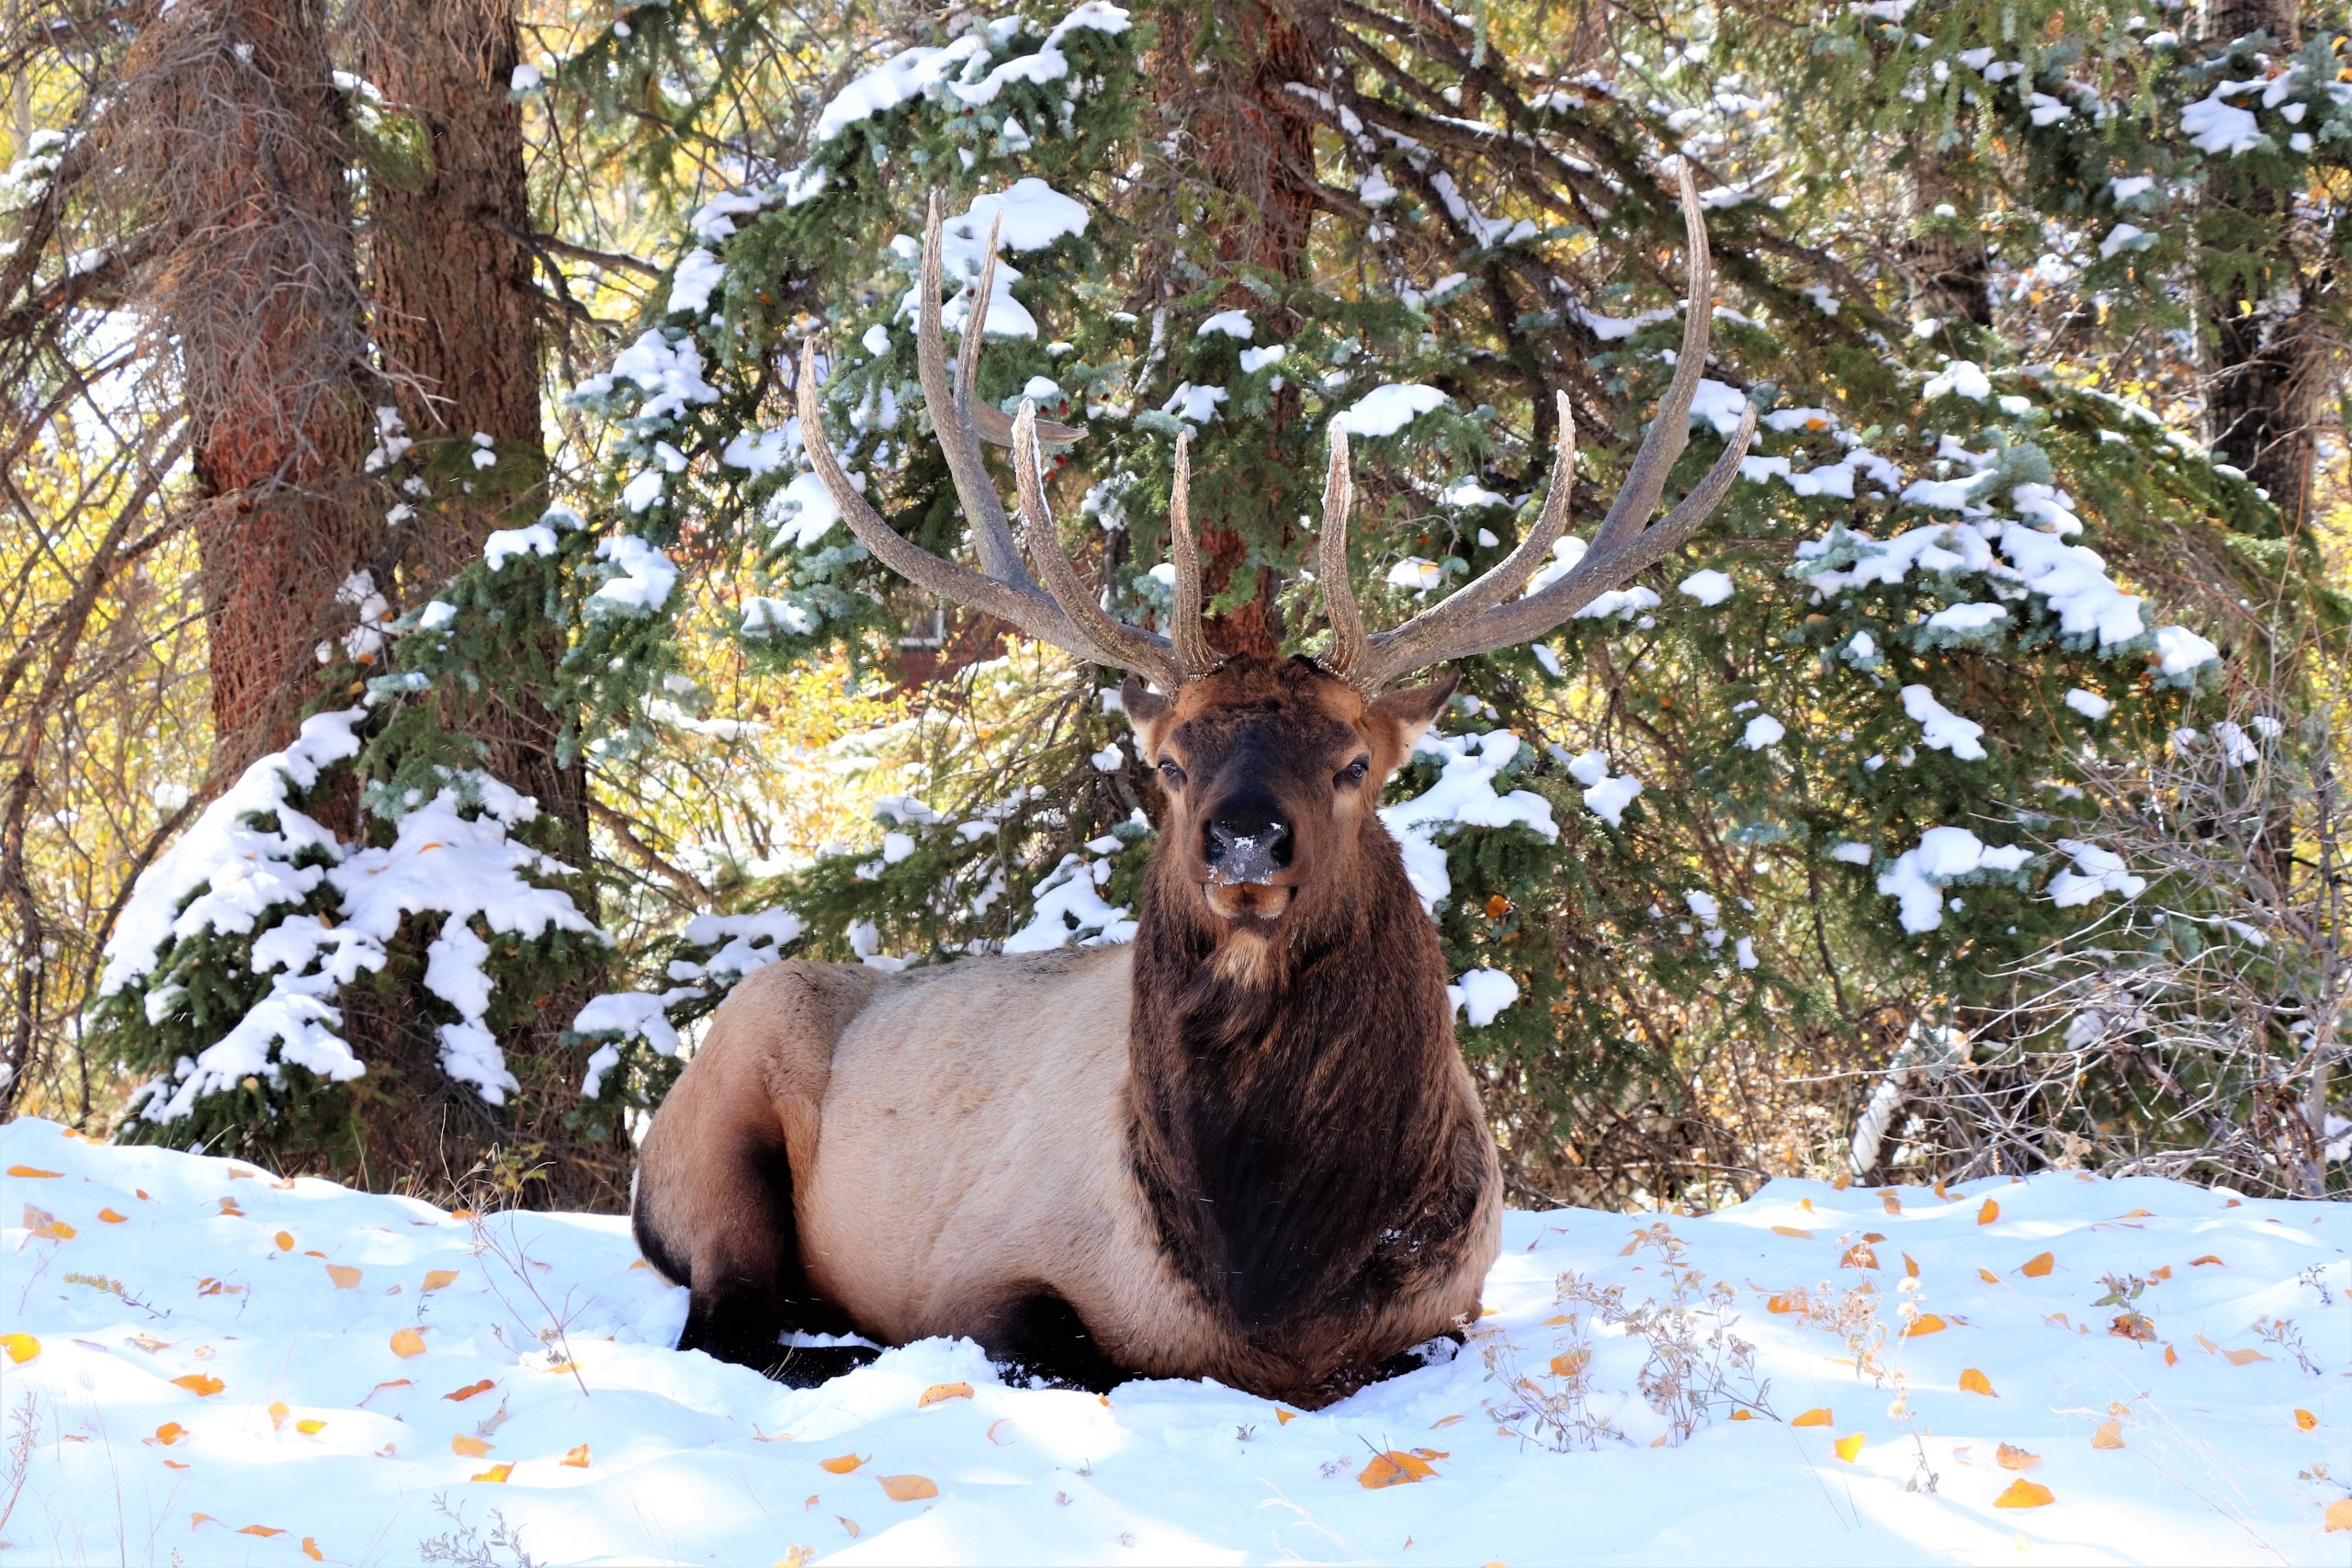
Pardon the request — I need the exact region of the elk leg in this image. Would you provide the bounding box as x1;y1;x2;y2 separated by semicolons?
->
989;1292;1126;1393
644;1135;852;1377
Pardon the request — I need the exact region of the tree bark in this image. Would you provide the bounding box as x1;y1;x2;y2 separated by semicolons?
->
2194;0;2326;525
1901;140;1992;332
125;0;378;776
1148;0;1323;659
355;0;619;1208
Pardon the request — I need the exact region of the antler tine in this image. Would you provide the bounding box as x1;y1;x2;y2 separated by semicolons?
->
1352;389;1577;688
1011;400;1183;689
1316;427;1370;682
918;194;1034;590
956;210;1001;412
1168;431;1216;676
796;338;1106;659
1584;163;1712;562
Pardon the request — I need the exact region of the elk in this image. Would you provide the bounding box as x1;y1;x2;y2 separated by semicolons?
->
631;168;1758;1406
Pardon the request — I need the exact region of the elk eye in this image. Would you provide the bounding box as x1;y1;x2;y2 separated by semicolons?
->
1157;760;1186;789
1338;756;1371;787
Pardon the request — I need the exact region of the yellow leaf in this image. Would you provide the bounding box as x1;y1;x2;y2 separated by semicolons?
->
173;1374;224;1398
1959;1369;1996;1397
0;1333;38;1364
917;1382;973;1408
296;1419;325;1436
275;1231;295;1251
562;1444;591;1468
451;1435;492;1458
2091;1420;2125;1450
443;1379;496;1402
1430;1414;1464;1429
1358;1450;1438;1488
326;1264;362;1290
388;1328;427;1359
268;1400;289;1430
1994;1480;2054;1509
1274;1408;1297;1425
238;1526;285;1538
1834;1432;1866;1462
878;1474;938;1502
1977;1199;2000;1225
1904;1253;1920;1278
302;1540;323;1562
6;1166;61;1178
2326;1498;2352;1533
820;1453;865;1474
99;1208;127;1224
1730;1409;1756;1421
1902;1314;1948;1337
1766;1292;1806;1314
2222;1347;2271;1366
154;1422;187;1445
1977;1268;2000;1284
190;1513;217;1528
1770;1225;1814;1238
1840;1244;1880;1270
2164;1344;2178;1366
1792;1408;1833;1427
471;1463;513;1483
1882;1191;1903;1214
1549;1349;1590;1378
421;1269;459;1292
1996;1443;2042;1472
2295;1409;2317;1431
2019;1252;2054;1278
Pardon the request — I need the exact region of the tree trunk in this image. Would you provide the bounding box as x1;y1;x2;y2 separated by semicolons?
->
125;0;378;775
2194;0;2326;525
355;0;620;1209
1901;140;1992;333
1148;0;1322;660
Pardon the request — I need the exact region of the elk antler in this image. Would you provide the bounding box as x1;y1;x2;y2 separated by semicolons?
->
1321;164;1761;691
794;194;1196;689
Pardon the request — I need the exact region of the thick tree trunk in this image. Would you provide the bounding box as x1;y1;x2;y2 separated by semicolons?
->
354;0;619;1209
2194;0;2326;525
127;0;378;775
1148;0;1322;660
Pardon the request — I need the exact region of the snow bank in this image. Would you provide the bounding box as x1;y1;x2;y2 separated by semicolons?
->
6;1119;2346;1565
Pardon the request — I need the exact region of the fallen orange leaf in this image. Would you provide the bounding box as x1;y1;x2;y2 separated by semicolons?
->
98;1208;127;1224
451;1435;492;1458
1841;1244;1880;1270
238;1526;285;1538
1358;1450;1437;1488
0;1333;39;1364
1904;1254;1920;1278
1766;1292;1806;1314
1995;1480;2054;1509
2091;1420;2125;1450
326;1264;362;1290
2188;1255;2224;1268
1901;1314;1948;1337
1550;1348;1590;1378
1730;1409;1756;1421
154;1422;187;1445
562;1444;591;1468
471;1463;513;1483
1274;1408;1297;1425
2164;1345;2178;1366
1996;1444;2041;1472
6;1166;60;1178
388;1328;426;1359
1834;1432;1866;1462
1977;1268;2000;1284
878;1474;938;1502
1792;1408;1834;1427
838;1517;860;1539
296;1419;325;1436
2019;1252;2054;1278
162;1459;189;1470
917;1382;973;1408
1882;1191;1903;1214
172;1374;224;1398
1430;1414;1464;1428
2222;1347;2272;1366
191;1514;217;1528
275;1231;295;1251
443;1380;496;1402
302;1540;323;1562
2295;1410;2318;1431
1977;1199;1999;1225
1771;1225;1814;1238
421;1269;459;1292
1959;1369;1996;1397
820;1453;865;1475
2326;1498;2352;1533
268;1400;289;1430
986;1419;1012;1446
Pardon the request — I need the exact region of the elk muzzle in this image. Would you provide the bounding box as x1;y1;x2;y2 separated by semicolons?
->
1201;800;1295;887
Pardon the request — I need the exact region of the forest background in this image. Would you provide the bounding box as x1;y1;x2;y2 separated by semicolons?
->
0;0;2345;1215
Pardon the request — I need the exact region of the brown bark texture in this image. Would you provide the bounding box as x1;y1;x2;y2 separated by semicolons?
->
120;0;378;777
353;0;618;1208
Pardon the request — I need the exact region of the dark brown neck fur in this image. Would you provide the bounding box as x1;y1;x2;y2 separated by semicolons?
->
1125;811;1489;1348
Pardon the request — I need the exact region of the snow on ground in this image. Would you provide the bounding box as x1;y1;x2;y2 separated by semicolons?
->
4;1117;2349;1565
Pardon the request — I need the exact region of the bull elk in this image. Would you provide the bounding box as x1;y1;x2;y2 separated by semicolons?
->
632;168;1758;1406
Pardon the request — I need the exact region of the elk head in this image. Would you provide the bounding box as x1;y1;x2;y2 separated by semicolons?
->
797;170;1759;940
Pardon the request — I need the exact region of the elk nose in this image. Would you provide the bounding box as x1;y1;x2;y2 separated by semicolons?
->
1204;810;1292;885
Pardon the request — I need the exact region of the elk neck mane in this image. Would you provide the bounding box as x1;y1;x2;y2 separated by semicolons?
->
1122;771;1487;1341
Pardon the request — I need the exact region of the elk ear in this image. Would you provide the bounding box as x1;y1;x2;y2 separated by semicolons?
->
1120;676;1172;739
1370;671;1460;750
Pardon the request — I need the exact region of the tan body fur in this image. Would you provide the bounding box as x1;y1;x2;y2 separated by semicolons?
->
636;939;1502;1402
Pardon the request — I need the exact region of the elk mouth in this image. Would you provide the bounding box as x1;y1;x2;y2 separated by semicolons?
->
1204;882;1294;922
